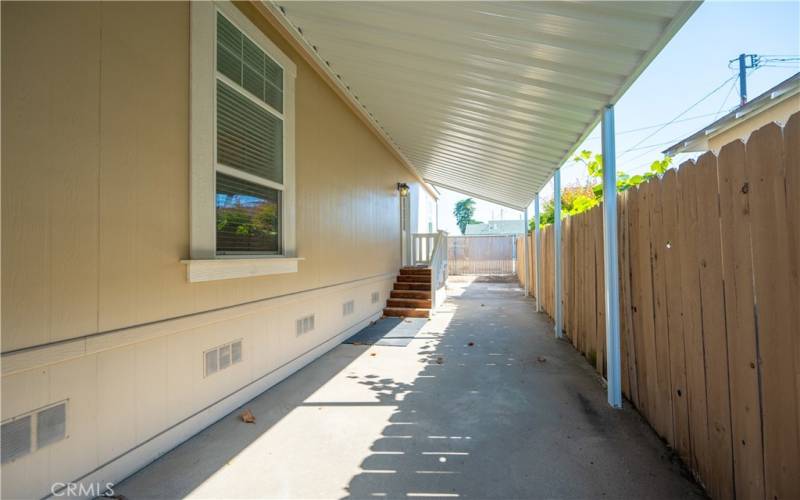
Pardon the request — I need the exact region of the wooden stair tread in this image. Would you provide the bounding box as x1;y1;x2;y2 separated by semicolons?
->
383;307;430;318
391;290;431;299
397;275;431;283
394;282;431;291
387;298;432;308
384;266;435;318
399;267;432;276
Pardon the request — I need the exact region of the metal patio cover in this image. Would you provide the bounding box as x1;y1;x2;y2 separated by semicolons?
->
269;1;700;210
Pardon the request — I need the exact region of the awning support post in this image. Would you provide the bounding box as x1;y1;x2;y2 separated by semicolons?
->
523;208;530;296
554;170;563;338
534;194;542;312
602;105;622;409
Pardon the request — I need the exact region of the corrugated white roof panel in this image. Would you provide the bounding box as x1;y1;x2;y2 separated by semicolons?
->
268;1;700;209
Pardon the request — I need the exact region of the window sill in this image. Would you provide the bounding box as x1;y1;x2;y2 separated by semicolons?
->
181;257;304;283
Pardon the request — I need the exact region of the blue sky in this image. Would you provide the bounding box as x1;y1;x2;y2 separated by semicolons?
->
436;0;800;234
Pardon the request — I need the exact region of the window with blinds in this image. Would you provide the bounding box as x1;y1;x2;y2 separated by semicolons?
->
215;11;284;255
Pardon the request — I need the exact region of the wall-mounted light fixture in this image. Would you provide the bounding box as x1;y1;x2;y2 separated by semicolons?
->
397;182;410;197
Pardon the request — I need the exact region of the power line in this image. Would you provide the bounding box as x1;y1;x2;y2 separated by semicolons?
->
576;56;798;172
625;138;688;152
582;111;723;142
715;77;739;119
623;65;773;163
623;134;688;166
618;73;738;160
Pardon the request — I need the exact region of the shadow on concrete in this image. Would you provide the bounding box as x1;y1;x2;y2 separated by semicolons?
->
344;317;429;347
116;278;704;499
339;278;705;499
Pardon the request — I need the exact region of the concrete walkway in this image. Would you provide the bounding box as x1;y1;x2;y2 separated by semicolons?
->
116;277;704;499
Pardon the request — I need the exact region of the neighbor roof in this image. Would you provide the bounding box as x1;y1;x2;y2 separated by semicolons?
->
263;1;700;210
663;72;800;156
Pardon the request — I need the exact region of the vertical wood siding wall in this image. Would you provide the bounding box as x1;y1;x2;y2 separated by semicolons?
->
516;114;800;500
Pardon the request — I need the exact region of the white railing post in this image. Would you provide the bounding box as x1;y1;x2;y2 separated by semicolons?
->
602;105;622;409
534;193;542;312
554;170;563;338
523;208;530;296
411;233;440;266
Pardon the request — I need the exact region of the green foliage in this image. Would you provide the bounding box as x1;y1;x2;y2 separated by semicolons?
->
453;197;482;234
529;152;673;231
217;201;278;238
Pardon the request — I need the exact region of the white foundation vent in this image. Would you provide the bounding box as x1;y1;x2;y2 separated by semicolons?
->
1;401;67;464
342;300;355;316
371;291;380;304
296;314;315;335
204;340;243;377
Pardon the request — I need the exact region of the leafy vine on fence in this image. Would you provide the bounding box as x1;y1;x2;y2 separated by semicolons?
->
531;151;672;230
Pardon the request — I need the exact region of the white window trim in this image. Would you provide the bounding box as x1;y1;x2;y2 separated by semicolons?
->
186;0;298;282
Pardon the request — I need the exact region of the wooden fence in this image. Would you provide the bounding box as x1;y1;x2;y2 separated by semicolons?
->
516;115;800;500
448;235;517;275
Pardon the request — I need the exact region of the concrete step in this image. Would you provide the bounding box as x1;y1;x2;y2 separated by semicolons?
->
397;274;431;283
391;290;431;300
387;298;432;309
383;307;430;318
393;282;431;291
399;267;432;276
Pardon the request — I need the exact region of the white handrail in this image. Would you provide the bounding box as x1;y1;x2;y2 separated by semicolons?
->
412;232;438;265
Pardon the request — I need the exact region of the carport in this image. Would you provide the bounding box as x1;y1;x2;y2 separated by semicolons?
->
112;2;707;497
256;0;700;408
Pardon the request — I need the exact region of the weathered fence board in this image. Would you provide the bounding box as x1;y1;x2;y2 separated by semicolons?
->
784;116;800;500
747;123;800;500
718;139;764;500
650;179;674;445
636;179;660;427
696;152;734;500
661;169;692;465
676;159;710;482
516;114;800;499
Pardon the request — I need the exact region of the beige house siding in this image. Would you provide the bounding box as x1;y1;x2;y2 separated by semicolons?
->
2;1;416;353
1;2;422;498
708;94;800;151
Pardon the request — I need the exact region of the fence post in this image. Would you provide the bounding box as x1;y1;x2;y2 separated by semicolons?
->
535;193;542;312
523;208;530;296
602;105;622;409
554;170;563;338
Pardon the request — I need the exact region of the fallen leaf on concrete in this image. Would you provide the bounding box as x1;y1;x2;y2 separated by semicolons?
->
467;341;475;347
436;356;444;364
240;409;256;423
537;356;547;363
370;352;377;357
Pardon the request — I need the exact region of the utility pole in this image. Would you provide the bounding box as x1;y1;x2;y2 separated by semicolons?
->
733;53;760;106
